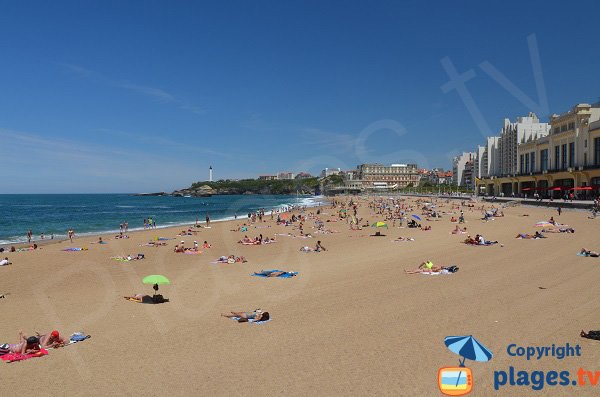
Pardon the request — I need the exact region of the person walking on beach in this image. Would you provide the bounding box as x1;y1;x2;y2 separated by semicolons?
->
206;214;210;227
557;206;562;216
27;230;32;243
152;218;156;229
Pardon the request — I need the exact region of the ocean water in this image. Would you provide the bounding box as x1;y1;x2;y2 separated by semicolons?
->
0;194;322;245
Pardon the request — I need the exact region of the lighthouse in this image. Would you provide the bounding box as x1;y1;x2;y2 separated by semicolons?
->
209;166;213;182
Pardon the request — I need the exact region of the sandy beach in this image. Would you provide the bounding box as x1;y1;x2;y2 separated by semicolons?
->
1;196;599;396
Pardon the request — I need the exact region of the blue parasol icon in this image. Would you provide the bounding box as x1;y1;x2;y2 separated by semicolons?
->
444;335;493;388
412;214;422;221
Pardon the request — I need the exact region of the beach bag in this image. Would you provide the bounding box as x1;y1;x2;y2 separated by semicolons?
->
152;294;165;304
446;266;459;273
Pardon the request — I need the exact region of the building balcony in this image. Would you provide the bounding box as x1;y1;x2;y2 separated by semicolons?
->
582;164;600;171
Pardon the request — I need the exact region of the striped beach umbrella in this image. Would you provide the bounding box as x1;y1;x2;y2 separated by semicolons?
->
444;335;493;365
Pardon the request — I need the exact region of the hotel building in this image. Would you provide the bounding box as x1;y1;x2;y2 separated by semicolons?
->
356;163;420;188
478;103;600;196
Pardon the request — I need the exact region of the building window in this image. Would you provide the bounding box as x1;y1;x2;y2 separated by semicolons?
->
554;146;560;170
568;122;575;130
561;144;567;170
569;142;575;168
554;127;560;134
561;124;568;132
530;152;536;173
585;140;587;148
595;137;600;166
541;149;548;171
584;152;587;166
524;153;529;173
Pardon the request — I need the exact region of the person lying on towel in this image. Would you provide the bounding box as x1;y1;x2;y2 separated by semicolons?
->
37;330;66;349
253;270;296;277
580;248;600;257
124;294;167;304
0;332;41;355
221;309;270;322
581;330;600;340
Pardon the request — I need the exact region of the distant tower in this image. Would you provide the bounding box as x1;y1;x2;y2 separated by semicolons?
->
209;166;213;182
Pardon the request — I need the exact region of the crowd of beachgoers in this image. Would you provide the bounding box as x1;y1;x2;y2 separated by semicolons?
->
2;195;599;369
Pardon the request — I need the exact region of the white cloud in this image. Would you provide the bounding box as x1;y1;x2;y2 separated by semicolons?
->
58;63;204;114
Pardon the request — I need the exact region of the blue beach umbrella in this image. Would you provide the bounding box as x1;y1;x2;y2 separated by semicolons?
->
444;335;493;388
412;214;422;221
444;335;493;366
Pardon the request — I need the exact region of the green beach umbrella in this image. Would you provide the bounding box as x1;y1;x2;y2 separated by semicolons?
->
142;274;170;296
142;275;171;285
371;221;388;228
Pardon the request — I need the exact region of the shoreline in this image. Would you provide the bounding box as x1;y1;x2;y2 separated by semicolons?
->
0;199;328;249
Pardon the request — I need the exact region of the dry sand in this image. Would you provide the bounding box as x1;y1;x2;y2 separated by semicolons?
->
1;197;599;396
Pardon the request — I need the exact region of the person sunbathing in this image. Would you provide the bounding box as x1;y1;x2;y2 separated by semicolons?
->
38;330;66;349
421;225;431;231
173;244;185;253
253;270;296;277
238;236;253;244
579;248;600;257
221;310;270;322
113;254;144;261
0;257;11;266
202;241;211;249
580;330;600;340
0;332;40;355
450;217;457;222
518;232;545;239
393;236;415;242
451;225;467;235
124;294;166;303
542;227;575;233
464;236;477;245
143;241;166;246
404;261;442;274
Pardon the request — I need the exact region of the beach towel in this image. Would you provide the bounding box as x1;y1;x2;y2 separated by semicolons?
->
1;348;48;363
63;248;87;251
68;333;91;345
229;317;272;324
576;252;588;257
420;269;453;275
252;270;298;278
184;250;202;255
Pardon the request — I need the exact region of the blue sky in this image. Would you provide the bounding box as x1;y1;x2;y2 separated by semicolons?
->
1;1;599;193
